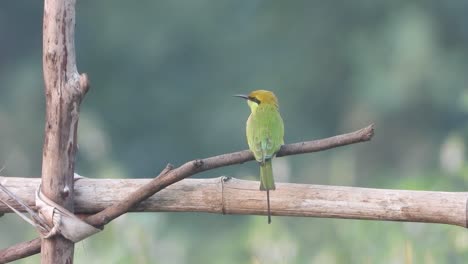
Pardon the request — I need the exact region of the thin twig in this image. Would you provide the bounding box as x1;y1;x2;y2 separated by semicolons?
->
0;124;374;262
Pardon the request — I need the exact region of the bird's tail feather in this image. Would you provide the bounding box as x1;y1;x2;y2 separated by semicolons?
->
267;190;271;224
260;160;275;190
260;160;275;224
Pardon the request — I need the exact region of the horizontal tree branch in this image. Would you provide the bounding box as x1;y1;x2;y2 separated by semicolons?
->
0;124;374;262
1;177;467;227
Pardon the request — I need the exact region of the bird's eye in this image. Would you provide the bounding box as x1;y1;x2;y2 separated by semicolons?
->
249;96;261;104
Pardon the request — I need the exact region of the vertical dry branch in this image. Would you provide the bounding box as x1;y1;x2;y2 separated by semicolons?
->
41;0;88;263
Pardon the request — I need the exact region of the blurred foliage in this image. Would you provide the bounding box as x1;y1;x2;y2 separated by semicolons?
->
2;0;468;263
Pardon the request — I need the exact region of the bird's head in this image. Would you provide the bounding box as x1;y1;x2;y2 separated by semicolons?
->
234;90;279;113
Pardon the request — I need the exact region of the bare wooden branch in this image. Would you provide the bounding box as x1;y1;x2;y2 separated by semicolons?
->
276;124;374;157
0;239;41;264
1;177;467;227
0;125;373;262
41;0;88;262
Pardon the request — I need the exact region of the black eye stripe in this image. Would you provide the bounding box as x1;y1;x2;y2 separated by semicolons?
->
249;96;261;104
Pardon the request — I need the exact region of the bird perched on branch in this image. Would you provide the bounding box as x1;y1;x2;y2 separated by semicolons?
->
235;90;284;224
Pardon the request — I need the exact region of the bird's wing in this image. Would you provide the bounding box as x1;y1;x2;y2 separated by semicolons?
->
246;106;284;162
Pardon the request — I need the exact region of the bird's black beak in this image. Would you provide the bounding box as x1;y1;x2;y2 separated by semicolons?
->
233;94;249;100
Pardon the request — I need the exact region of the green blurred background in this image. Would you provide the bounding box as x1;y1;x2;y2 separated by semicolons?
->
2;1;468;263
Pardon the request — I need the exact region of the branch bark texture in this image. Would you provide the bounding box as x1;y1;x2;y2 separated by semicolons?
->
41;0;88;263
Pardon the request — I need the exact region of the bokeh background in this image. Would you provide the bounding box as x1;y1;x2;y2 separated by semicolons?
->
2;1;468;263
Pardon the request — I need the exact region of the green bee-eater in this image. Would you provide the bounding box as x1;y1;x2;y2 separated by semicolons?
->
235;90;284;224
